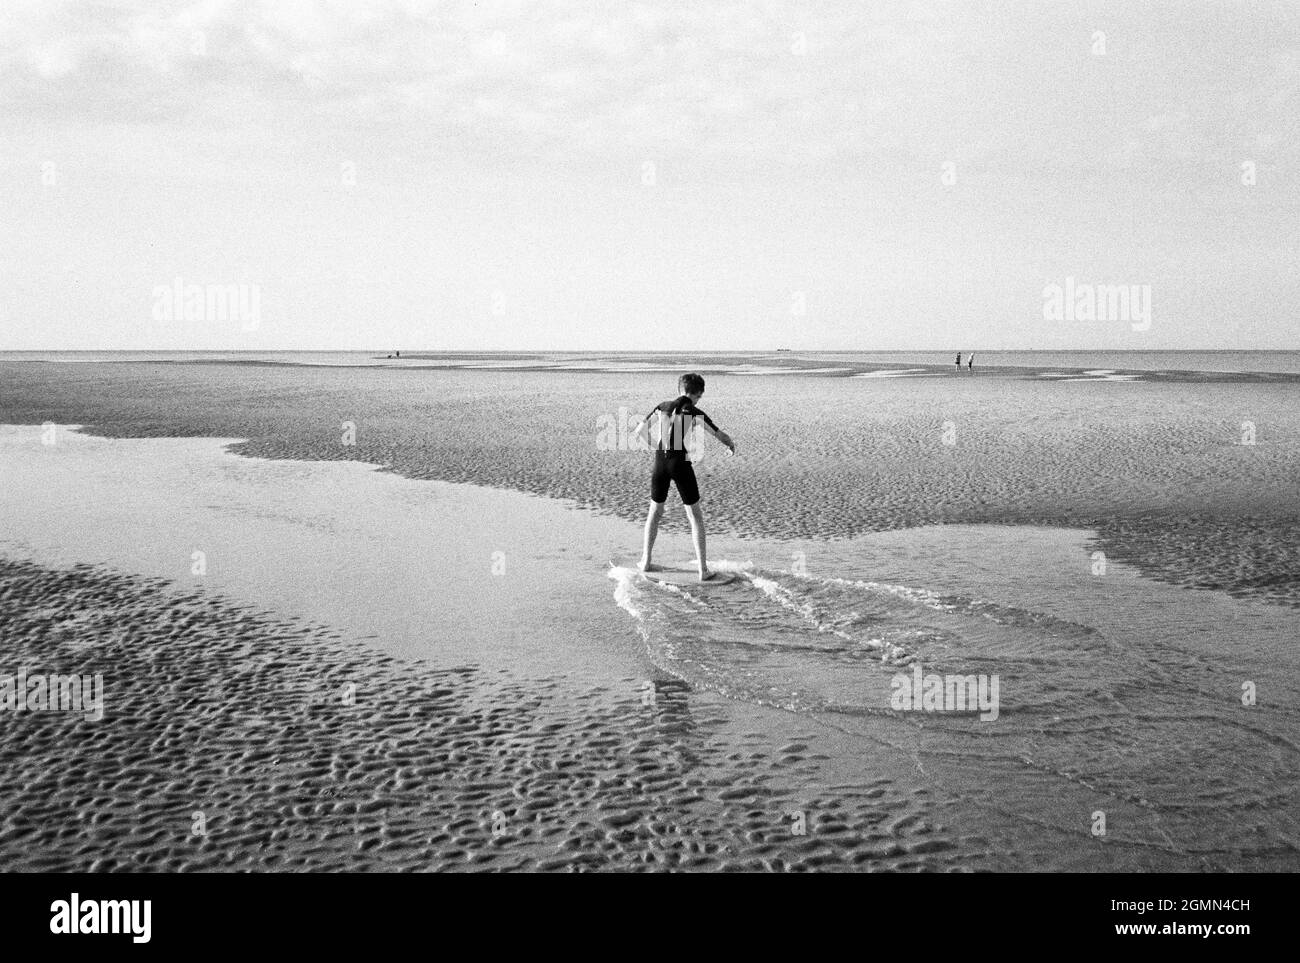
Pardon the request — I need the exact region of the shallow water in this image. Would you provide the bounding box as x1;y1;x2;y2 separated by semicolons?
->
2;355;1298;870
2;430;1297;870
4;360;1298;612
610;527;1300;869
7;349;1300;375
0;429;977;871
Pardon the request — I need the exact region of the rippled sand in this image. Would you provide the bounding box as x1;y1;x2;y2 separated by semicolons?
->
2;362;1297;608
2;360;1299;872
0;559;965;872
612;554;1300;870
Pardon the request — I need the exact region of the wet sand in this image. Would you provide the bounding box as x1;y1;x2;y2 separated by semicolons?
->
0;429;975;872
0;555;977;872
2;361;1297;608
2;359;1298;872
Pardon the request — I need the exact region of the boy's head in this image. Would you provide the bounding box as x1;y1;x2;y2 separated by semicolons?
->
678;372;705;400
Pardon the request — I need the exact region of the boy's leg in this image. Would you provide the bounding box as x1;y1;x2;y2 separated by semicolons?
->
685;501;710;579
640;454;671;570
639;500;664;571
674;458;711;580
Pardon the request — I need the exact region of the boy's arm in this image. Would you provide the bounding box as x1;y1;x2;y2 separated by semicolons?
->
632;406;657;447
685;404;736;453
699;419;736;454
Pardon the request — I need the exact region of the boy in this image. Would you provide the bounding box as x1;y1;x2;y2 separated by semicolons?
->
633;373;736;582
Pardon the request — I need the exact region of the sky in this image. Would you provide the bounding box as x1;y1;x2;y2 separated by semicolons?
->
1;0;1296;351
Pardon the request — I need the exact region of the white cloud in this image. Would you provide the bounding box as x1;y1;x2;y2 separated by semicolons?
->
2;0;1297;352
4;0;1291;176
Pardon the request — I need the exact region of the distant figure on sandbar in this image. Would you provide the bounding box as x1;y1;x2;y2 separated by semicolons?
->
396;350;400;358
955;352;962;370
967;353;974;371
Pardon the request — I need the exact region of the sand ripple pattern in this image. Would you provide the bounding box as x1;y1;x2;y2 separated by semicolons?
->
611;564;1300;868
4;364;1298;608
0;559;965;872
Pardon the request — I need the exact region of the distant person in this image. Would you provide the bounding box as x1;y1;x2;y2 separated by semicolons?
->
967;353;974;371
633;373;736;582
396;350;400;358
955;352;962;370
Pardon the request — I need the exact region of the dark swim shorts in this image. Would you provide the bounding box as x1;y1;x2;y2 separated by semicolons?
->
650;450;700;506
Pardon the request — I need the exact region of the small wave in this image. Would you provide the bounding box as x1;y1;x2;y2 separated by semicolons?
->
608;562;1099;717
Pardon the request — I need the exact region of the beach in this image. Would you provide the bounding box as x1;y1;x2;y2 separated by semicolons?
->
1;353;1298;871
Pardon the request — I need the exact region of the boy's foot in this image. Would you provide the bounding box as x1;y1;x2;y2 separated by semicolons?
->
638;559;661;572
698;569;717;582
